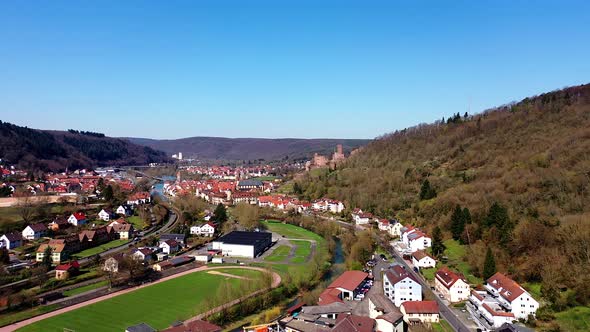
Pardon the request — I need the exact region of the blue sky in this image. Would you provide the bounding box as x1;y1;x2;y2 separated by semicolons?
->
1;1;589;139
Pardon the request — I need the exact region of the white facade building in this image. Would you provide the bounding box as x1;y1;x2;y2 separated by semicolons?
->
383;265;422;307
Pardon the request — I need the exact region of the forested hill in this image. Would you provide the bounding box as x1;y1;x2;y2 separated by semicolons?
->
0;122;169;172
296;84;590;300
125;137;371;161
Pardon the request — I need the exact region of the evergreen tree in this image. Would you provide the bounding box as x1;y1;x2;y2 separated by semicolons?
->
450;205;465;240
431;226;446;258
419;179;437;200
483;247;497;280
0;248;9;264
41;246;53;269
462;207;472;224
485;202;513;246
212;203;228;223
102;185;114;201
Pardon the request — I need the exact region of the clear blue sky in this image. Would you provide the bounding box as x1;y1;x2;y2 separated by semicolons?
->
1;1;589;139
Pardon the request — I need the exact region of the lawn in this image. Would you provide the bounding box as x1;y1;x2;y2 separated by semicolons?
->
555;306;590;331
264;245;291;262
127;216;145;230
18;269;264;332
72;239;129;258
290;240;312;263
523;282;542;299
420;267;436;281
432;319;454;332
62;281;108;297
440;239;483;285
0;305;58;328
263;220;324;244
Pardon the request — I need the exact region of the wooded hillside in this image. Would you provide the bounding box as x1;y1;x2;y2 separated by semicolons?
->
0;121;169;172
296;84;590;310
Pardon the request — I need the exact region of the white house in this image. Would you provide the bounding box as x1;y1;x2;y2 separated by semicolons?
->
485;272;539;319
411;251;436;269
388;221;403;238
400;301;439;324
467;272;539;330
132;248;155;262
383;265;422;307
190;223;216;237
22;223;48;241
401;227;432;252
435;267;470;303
0;233;23;250
67;212;87;226
98;209;114;221
116;205;132;216
159;239;180;254
378;219;390;231
353;212;374;225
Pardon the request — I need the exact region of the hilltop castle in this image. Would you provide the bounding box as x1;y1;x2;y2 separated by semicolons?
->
306;144;347;171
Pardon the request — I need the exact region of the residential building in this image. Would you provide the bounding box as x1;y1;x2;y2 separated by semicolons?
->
190;223;216;237
127;192;151;205
68;212;87;226
411;250;436;269
160;233;186;246
116;205;132;216
0;233;23;250
383;265;422;307
368;293;405;332
159;239;180;254
467;273;539;330
400;301;439;324
36;243;67;263
160;319;221;332
98;209;114;221
55;261;79;280
22;223;48;241
112;223;134;240
435;267;470;303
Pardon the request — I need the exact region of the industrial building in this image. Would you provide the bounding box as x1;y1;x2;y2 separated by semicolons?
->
211;231;272;258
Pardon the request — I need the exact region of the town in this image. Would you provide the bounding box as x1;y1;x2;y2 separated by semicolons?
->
0;148;540;332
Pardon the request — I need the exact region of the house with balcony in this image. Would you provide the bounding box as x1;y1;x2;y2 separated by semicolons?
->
467;273;539;330
435;267;470;303
383;265;422;307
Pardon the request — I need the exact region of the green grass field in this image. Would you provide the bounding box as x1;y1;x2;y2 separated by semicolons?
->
62;281;108;297
432;319;454;332
440;239;483;285
126;216;145;230
420;266;437;281
263;220;324;244
72;239;129;258
18;269;264;332
290;240;311;263
264;245;291;262
555;306;590;331
0;305;58;328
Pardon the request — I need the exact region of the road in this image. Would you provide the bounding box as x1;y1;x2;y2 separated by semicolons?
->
316;215;472;332
0;209;178;292
383;241;472;332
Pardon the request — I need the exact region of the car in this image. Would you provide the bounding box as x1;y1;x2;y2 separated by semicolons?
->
439;294;444;298
356;293;365;299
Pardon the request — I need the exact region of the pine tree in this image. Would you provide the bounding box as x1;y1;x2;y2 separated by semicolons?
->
42;246;53;269
102;185;114;201
450;205;465;240
419;179;437;200
212;203;228;223
483;247;496;280
431;226;446;258
485;202;513;246
462;207;472;224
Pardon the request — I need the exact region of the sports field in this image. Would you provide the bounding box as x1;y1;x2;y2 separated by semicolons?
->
264;245;291;262
17;269;264;332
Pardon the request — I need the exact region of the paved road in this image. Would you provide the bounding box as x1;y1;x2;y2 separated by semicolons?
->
384;244;472;332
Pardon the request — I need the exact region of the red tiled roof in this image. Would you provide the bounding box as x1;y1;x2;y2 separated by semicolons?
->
384;265;420;285
333;314;375;332
401;301;439;314
318;288;344;305
329;271;368;291
435;267;466;289
486;272;525;302
72;212;86;220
